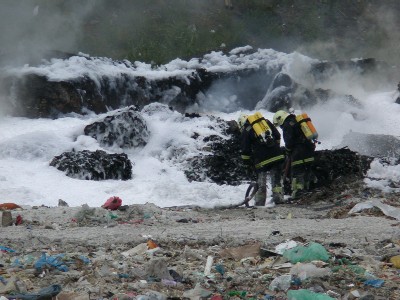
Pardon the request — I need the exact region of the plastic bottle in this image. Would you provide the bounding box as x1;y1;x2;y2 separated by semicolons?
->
204;256;214;276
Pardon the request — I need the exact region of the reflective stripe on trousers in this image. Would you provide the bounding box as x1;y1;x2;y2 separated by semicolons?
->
255;167;283;206
255;154;284;169
291;157;314;167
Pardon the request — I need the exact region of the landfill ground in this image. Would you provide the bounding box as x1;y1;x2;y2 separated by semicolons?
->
0;181;399;300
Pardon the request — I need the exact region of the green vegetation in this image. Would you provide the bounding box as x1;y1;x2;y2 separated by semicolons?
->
28;0;400;65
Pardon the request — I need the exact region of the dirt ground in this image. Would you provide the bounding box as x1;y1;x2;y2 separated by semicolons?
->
1;183;400;299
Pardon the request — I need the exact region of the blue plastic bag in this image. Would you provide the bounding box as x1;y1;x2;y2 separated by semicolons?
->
34;253;69;272
364;279;384;288
8;284;62;300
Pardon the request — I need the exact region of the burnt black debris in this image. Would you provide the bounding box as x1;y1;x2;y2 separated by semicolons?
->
50;149;133;180
84;106;150;149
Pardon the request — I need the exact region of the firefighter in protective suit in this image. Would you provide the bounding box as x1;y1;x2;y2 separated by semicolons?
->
273;110;315;199
238;113;285;206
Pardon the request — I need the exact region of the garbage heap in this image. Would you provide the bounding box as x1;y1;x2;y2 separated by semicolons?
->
0;202;399;300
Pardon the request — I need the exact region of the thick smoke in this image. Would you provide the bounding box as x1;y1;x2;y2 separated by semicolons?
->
0;0;98;66
295;2;400;66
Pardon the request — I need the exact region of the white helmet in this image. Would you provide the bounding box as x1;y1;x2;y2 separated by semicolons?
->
273;110;289;127
237;113;248;131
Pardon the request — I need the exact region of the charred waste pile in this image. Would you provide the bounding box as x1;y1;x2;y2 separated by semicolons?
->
1;49;400;300
0;48;399;196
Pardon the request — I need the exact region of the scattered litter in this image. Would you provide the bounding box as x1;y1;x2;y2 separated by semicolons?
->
1;202;399;298
34;253;69;272
102;196;122;210
147;239;158;249
15;214;23;225
349;199;400;220
0;246;16;253
204;255;214;276
287;289;334;299
364;278;385;288
1;211;13;227
183;283;212;299
8;284;62;300
390;255;400;269
122;243;148;257
0;203;22;210
269;274;292;291
275;240;298;254
283;242;330;263
219;243;261;260
290;262;332;280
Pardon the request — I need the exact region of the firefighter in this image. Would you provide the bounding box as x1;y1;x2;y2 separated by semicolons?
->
238;113;285;206
273;110;316;200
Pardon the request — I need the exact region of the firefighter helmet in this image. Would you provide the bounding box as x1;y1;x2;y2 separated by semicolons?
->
273;110;289;127
237;114;248;131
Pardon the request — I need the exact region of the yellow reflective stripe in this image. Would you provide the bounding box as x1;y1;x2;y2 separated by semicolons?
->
291;179;303;190
241;155;251;160
255;155;284;168
304;157;314;163
272;186;282;193
291;157;315;166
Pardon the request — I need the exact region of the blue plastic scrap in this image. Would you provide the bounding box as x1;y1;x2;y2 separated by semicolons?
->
214;264;225;275
364;279;384;288
7;284;62;300
34;253;69;272
79;255;91;264
11;258;23;268
0;245;16;253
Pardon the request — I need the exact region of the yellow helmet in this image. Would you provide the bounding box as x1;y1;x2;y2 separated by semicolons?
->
237;113;248;131
273;110;289;127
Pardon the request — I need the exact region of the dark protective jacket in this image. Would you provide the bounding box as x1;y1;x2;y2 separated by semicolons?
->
281;114;315;167
240;118;284;172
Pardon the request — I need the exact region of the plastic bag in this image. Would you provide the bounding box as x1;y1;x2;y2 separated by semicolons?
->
287;289;334;300
269;275;292;291
102;196;122;210
275;240;298;254
290;263;331;280
364;279;384;288
283;242;330;263
9;284;62;300
34;253;69;272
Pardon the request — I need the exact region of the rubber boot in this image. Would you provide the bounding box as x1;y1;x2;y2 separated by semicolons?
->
255;171;267;206
291;177;304;200
271;166;283;204
272;186;284;204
